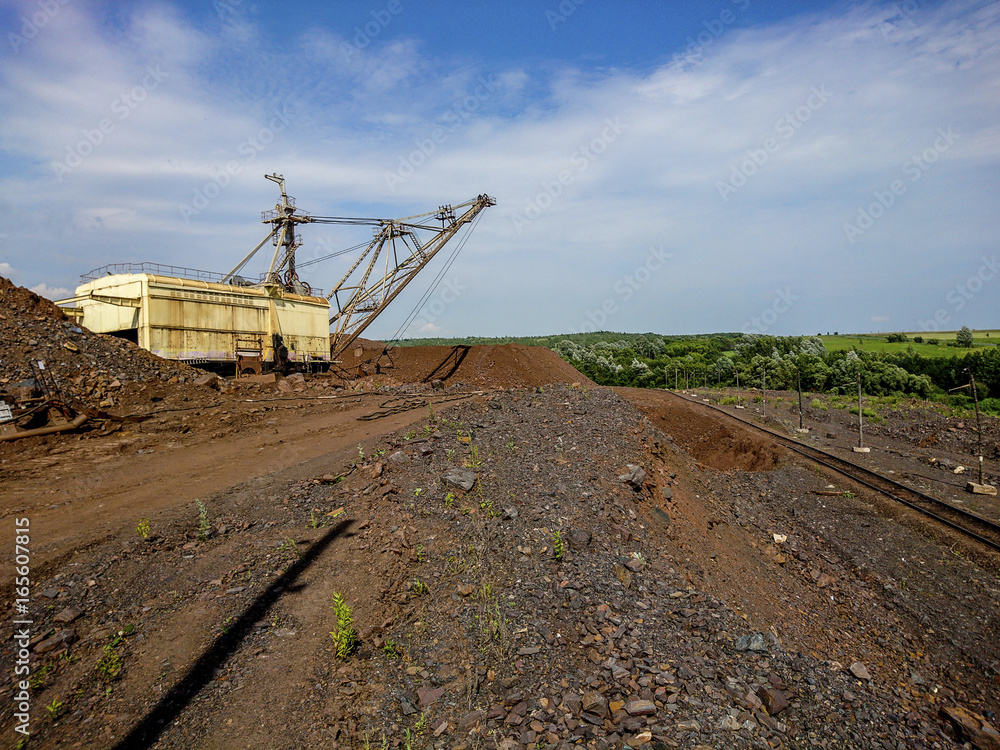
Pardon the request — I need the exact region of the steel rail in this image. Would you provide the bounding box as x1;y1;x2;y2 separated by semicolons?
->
660;390;1000;553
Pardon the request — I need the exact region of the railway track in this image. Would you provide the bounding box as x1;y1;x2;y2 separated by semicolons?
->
664;390;1000;554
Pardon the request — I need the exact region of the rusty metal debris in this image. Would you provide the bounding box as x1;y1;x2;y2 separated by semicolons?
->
0;360;148;442
356;391;484;422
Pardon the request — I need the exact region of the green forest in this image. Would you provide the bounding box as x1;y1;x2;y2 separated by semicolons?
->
393;330;1000;414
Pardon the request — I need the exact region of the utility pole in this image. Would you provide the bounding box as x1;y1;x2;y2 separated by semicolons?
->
852;371;869;453
735;369;742;408
797;370;804;430
951;368;991;490
971;370;984;485
761;365;766;416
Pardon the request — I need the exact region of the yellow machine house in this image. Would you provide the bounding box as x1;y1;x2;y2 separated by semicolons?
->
64;267;330;368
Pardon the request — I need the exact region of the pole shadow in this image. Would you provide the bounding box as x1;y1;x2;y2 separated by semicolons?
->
111;519;352;750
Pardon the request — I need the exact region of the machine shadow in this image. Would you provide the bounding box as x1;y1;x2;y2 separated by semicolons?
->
422;345;471;383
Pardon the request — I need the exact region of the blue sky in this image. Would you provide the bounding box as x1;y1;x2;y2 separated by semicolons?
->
1;0;998;339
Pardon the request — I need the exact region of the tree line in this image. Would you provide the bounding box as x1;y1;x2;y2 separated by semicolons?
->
552;333;1000;411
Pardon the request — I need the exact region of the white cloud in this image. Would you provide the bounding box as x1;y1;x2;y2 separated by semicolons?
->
29;282;72;300
1;2;998;337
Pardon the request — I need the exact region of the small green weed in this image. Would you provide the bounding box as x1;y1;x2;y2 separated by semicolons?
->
277;537;300;558
412;578;429;596
136;519;150;539
195;499;210;540
382;639;402;658
551;530;565;561
29;662;56;689
466;445;484;468
330;592;357;659
97;645;123;682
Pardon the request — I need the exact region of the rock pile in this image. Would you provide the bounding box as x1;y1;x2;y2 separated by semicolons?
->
0;276;196;406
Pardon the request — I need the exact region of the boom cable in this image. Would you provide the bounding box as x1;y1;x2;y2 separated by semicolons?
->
388;210;485;343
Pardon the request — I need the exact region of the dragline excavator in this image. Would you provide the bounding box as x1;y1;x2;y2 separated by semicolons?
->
223;174;496;361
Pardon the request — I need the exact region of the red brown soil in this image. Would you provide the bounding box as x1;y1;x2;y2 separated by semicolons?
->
341;340;593;389
1;327;998;749
617;387;785;472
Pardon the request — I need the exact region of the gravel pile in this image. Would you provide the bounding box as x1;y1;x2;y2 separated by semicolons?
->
0;276;198;407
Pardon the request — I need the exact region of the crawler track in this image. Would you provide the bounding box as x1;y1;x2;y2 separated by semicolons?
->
665;390;1000;554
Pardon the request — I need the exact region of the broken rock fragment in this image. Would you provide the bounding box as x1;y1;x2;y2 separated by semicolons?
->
619;464;647;490
442;469;477;492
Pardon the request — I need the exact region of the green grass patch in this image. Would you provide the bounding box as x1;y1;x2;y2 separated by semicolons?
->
820;331;1000;357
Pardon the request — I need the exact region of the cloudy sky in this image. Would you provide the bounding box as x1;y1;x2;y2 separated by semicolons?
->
1;0;998;339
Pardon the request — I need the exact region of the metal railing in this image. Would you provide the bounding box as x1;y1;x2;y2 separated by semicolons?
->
80;262;227;283
79;263;324;296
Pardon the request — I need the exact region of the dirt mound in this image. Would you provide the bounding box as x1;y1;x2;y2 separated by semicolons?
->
0;275;198;407
339;341;592;389
616;386;785;471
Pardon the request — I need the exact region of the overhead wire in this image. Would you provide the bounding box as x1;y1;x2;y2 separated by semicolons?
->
387;210;485;343
296;240;370;269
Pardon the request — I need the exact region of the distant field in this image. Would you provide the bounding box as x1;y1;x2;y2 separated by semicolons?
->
820;331;1000;357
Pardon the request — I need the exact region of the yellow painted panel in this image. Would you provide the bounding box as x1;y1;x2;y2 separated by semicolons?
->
73;273;330;363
